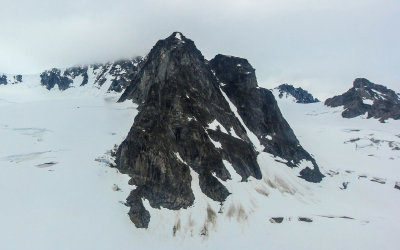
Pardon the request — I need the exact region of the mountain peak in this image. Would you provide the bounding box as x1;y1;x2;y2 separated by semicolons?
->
116;34;323;228
325;78;400;122
210;54;257;89
119;32;206;103
353;78;373;88
170;31;185;41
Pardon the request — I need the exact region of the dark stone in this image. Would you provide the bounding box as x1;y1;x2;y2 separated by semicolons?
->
395;182;400;190
339;216;354;220
298;217;313;222
116;32;323;228
0;74;7;85
325;78;400;122
108;58;142;92
1;74;23;85
14;75;22;83
269;217;284;223
40;68;73;90
276;84;320;103
340;181;349;190
117;32;264;227
370;177;386;184
126;189;150;228
210;54;323;182
298;167;323;183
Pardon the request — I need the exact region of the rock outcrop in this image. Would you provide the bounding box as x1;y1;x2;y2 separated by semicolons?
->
40;58;142;92
0;74;6;85
116;32;323;228
275;84;319;103
325;78;400;122
0;74;23;85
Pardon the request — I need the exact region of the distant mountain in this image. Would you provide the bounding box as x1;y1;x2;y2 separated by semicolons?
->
325;78;400;122
116;32;323;228
1;57;142;93
275;84;320;103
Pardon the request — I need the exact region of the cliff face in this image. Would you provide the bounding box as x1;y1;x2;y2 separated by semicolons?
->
325;78;400;122
210;55;322;181
116;32;323;228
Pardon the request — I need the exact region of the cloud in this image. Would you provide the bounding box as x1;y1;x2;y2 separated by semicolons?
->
0;0;399;98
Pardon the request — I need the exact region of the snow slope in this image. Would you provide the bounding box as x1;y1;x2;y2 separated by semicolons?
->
0;82;399;249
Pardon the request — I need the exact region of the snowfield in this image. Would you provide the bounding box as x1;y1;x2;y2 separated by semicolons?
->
0;81;399;250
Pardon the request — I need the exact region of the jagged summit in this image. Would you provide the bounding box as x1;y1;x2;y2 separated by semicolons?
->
275;84;320;103
325;78;400;122
116;32;323;228
119;32;202;103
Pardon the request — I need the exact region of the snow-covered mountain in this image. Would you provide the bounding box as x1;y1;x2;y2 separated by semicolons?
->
0;57;142;93
116;32;322;228
325;78;400;122
0;32;399;250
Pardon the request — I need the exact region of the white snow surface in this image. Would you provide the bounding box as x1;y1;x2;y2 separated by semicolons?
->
175;32;182;40
207;119;228;134
362;98;374;105
220;88;264;151
0;81;399;250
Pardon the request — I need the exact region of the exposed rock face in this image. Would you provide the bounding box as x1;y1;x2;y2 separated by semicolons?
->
40;68;77;90
275;84;319;103
0;75;6;85
40;58;142;92
0;74;23;85
116;32;322;228
269;217;284;223
325;78;400;122
209;55;322;182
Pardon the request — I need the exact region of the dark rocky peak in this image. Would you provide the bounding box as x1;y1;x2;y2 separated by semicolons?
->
210;54;257;89
40;67;87;90
352;78;400;102
325;78;400;122
275;84;320;103
0;74;23;85
40;57;142;92
116;33;323;228
210;55;322;181
117;32;262;228
119;32;206;103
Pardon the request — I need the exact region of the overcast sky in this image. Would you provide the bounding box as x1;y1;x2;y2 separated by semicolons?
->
0;0;399;99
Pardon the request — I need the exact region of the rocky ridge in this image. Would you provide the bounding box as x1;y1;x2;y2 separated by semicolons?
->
116;32;323;228
325;78;400;122
275;84;320;103
1;57;142;92
40;58;142;92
